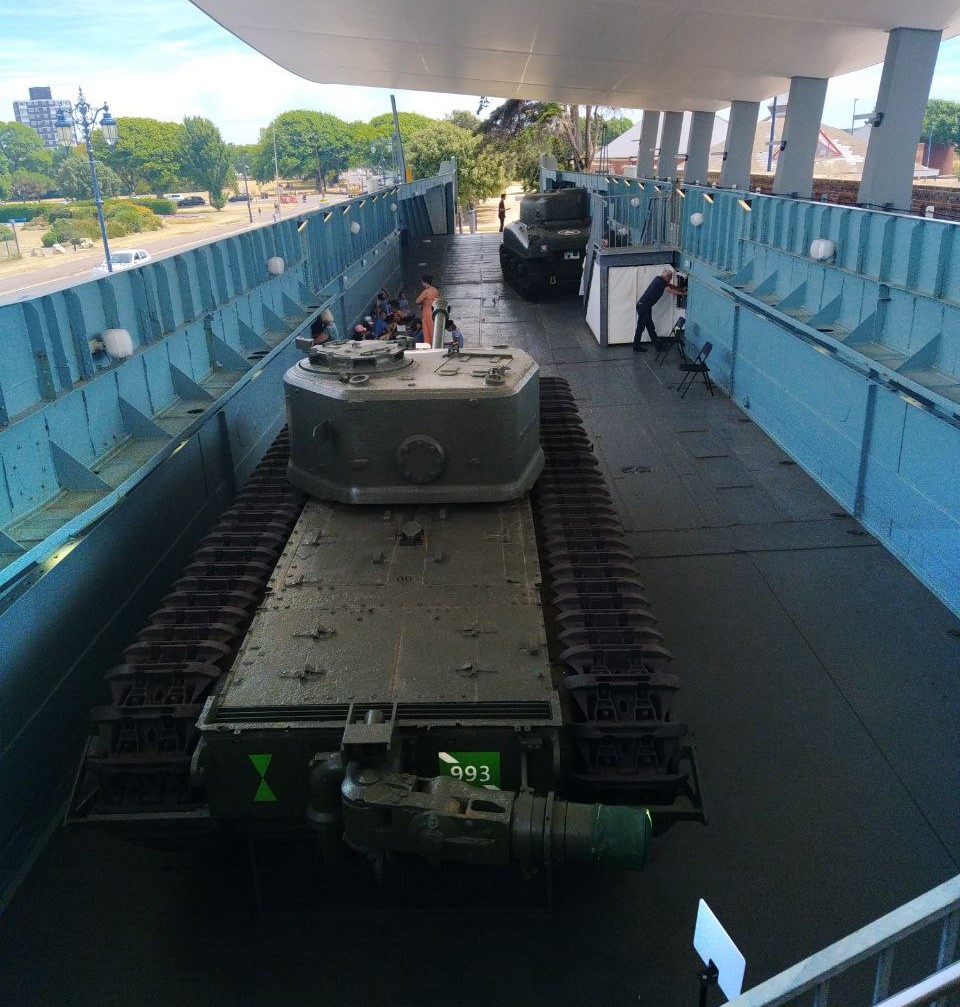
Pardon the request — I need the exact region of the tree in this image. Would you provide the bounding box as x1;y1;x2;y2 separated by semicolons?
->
180;116;232;209
368;111;436;144
56;156;123;199
0;122;53;174
92;117;184;195
599;116;633;147
406;122;506;207
254;111;354;192
480;100;607;171
445;110;481;132
920;99;960;147
9;169;56;200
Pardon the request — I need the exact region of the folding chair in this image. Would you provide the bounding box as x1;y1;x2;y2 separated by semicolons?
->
656;316;686;366
677;341;715;398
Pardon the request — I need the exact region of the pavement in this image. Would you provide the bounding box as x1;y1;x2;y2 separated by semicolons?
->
1;232;957;1007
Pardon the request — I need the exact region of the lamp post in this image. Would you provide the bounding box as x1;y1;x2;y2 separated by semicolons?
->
55;88;117;271
238;159;253;224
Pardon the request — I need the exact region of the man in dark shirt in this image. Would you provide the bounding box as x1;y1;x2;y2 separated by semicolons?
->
498;193;507;232
633;267;681;352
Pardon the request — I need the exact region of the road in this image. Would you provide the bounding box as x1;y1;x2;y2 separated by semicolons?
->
0;194;347;305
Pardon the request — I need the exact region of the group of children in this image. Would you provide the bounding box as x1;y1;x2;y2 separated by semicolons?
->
311;279;464;349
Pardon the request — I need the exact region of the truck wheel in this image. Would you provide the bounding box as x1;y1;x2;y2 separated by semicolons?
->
515;262;533;298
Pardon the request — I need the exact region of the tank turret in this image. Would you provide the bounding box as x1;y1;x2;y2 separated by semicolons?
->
284;341;544;504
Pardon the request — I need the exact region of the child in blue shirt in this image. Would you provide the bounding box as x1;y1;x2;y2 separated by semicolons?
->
444;319;464;349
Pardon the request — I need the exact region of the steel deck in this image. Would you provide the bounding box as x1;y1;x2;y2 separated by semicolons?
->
1;233;958;1007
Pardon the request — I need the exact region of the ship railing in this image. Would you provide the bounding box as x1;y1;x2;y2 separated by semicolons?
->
725;875;960;1007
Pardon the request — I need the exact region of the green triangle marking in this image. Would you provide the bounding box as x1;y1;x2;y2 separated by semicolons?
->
254;779;277;803
249;753;272;776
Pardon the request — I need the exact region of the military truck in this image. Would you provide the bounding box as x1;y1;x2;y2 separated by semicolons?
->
499;187;591;298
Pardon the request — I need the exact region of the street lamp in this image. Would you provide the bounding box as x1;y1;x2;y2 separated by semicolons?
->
56;89;118;271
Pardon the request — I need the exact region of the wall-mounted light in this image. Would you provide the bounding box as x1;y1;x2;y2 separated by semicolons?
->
297;217;309;233
101;327;134;358
689;212;705;227
342;205;350;215
738;198;753;212
677;188;686;199
778;140;787;152
350;221;361;234
702;192;714;204
266;256;285;275
809;238;836;260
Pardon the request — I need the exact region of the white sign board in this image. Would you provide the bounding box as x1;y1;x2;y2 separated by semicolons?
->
694;899;746;1001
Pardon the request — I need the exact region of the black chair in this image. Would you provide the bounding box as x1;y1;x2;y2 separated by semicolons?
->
677;341;715;398
656;316;686;366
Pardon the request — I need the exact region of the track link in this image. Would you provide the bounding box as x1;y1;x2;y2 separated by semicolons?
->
78;431;305;814
533;377;702;818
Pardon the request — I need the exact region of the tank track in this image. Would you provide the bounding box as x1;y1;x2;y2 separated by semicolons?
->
534;378;702;819
76;387;701;823
77;430;306;815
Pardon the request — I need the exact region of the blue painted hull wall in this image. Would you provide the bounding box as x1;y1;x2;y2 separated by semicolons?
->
542;164;959;616
0;175;453;905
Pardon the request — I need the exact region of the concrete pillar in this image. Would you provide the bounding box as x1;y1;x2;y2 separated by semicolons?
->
658;112;684;179
719;100;760;189
773;77;828;198
858;27;942;210
637;110;661;178
684;111;715;184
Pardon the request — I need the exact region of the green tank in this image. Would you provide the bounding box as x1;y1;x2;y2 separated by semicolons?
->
499;187;591;297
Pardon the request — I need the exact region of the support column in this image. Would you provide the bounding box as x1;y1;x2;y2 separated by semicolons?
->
636;110;661;178
719;100;760;189
858;27;942;210
773;77;828;198
658;111;683;179
684;111;715;184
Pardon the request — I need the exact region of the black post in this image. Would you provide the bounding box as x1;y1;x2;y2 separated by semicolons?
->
698;960;719;1007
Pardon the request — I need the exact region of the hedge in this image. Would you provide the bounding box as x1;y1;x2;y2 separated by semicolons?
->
0;203;51;223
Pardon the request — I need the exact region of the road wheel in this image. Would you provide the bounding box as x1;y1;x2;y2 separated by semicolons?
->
515;262;532;298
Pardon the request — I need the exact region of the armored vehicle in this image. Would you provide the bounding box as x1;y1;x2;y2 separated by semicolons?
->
72;339;703;889
499;187;591;297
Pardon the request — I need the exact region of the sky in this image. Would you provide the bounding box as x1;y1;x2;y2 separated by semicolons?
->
2;0;960;144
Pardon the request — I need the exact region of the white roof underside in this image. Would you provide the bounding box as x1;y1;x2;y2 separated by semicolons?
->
191;1;960;112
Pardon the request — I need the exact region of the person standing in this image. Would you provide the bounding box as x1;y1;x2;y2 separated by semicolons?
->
416;274;440;345
498;193;507;233
633;268;681;352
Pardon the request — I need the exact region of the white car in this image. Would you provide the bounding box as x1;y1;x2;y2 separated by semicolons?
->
92;249;152;274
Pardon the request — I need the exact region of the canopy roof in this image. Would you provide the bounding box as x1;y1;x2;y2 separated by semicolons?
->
192;1;960;112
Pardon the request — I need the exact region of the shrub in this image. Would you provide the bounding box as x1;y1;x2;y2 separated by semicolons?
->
41;231;56;247
52;218;101;244
0;203;50;223
132;197;177;216
106;202;162;232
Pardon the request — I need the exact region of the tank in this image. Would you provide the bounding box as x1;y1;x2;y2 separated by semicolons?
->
499;187;590;297
70;339;704;887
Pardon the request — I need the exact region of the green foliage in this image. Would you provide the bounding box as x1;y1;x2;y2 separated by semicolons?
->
502;126;565;190
921;99;960;146
9;170;56;201
132;197;177;215
92;117;185;195
45;217;102;245
368;112;436;144
0;173;10;200
104;201;163;234
254;110;355;189
599;116;633;147
180;116;232;210
406;122;506;206
0;224;13;240
56;155;124;199
0;202;50;222
445;110;481;132
0;122;53;173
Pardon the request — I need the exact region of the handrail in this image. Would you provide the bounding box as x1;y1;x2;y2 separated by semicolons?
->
726;875;960;1007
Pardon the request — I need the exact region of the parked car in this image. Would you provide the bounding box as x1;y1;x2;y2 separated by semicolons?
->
179;195;205;207
163;193;184;202
92;249;152;274
227;193;250;202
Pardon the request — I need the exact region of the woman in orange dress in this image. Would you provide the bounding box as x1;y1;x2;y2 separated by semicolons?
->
416;274;439;345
